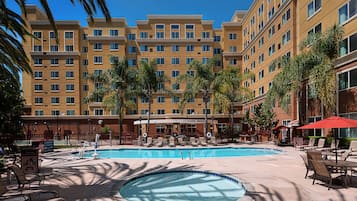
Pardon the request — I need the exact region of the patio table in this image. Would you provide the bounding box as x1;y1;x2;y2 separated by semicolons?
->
323;160;357;187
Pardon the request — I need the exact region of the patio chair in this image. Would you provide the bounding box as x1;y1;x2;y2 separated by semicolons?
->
8;165;45;189
143;137;153;147
310;159;344;190
316;139;339;152
209;136;218;146
1;181;29;200
306;138;325;150
155;137;164;147
177;137;186;146
169;137;176;147
199;137;207;146
190;137;199;146
296;138;315;150
349;140;357;155
300;154;313;179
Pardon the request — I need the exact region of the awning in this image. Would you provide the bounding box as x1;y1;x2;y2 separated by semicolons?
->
133;119;206;125
287;120;300;128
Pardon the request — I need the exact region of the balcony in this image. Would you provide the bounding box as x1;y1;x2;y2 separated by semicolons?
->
30;51;80;56
223;52;242;57
87;35;126;41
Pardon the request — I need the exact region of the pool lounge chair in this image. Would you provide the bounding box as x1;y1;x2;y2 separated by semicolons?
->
8;165;45;189
296;138;316;150
177;137;186;146
305;138;325;150
143;137;153;147
316;139;339;151
349;140;357;156
190;137;199;146
169;137;176;147
199;137;207;146
209;136;218;146
155;137;164;147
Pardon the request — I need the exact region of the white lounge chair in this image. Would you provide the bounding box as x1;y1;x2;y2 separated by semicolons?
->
178;137;186;146
190;137;198;146
199;137;207;146
169;136;176;147
296;138;315;150
144;137;153;147
209;136;218;146
155;137;164;147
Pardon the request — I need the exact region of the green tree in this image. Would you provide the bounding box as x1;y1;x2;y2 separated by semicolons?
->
178;59;216;136
213;66;252;135
85;59;138;144
252;103;278;132
137;60;168;134
1;1;110;80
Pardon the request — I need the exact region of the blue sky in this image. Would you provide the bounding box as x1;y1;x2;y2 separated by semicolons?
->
9;0;253;28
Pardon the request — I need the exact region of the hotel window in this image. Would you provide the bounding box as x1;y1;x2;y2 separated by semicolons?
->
259;86;264;96
66;110;75;115
34;84;43;91
268;7;275;20
140;45;148;52
94;109;104;116
172;83;180;90
66;58;74;65
141;58;148;64
50;84;59;91
307;0;321;18
110;42;119;50
259;53;264;63
172;58;180;65
187;109;195;115
172;45;180;52
258;4;264;16
109;29;118;36
51;97;60;104
94;43;102;51
171;31;179;39
202;45;210;52
186;45;194;52
172;96;180;103
202;32;210;39
66;97;75;104
187;70;194;76
250;16;255;25
251;61;256;69
230;46;237;53
259;37;264;47
339;33;357;57
82;72;88;78
110;56;119;64
229;59;237;65
140;109;149;115
283;51;291;60
172;109;180;114
156;31;164;39
214;35;221;41
140;32;148;39
157;110;165;115
258;21;264;31
203;109;211;114
65;45;73;52
250;46;255;55
49;31;56;39
34;58;42;65
269;82;272;89
156;58;165;64
34;97;43;104
66;84;74;91
282;30;291;45
268;44;275;56
338;68;357;90
50;45;58;52
66;71;74;79
93;29;102;36
82;47;88;52
156;24;165;29
259;70;264;80
186;57;194;64
128;59;137;66
338;1;357;24
307;116;322;136
229;33;237;40
94;56;103;64
82;59;88;66
268;26;275;38
82;33;87;40
35;110;44;116
83;84;88;91
213;48;221;54
156;45;165;52
202;58;209;64
128;46;137;53
244;81;249;88
65;31;73;39
51;110;60;116
33;31;42;39
34;71;42;79
50;71;59;79
127;33;136;40
157;96;165;103
282;9;291;25
269;63;276;72
33;45;42;52
308;23;322;37
186;31;194;39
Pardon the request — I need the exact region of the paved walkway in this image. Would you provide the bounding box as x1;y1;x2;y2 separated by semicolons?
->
39;144;357;201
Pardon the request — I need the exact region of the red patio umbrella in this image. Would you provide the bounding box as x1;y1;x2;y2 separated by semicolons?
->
298;116;357;163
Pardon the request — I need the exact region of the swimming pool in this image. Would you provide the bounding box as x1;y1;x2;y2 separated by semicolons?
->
80;147;280;159
118;170;246;201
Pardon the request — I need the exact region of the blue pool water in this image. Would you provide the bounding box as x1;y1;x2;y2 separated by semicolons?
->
81;147;280;159
119;170;246;201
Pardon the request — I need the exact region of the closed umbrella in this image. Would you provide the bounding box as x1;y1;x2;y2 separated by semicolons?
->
298;116;357;163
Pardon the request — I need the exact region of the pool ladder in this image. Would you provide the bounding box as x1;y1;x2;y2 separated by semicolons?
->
180;151;192;160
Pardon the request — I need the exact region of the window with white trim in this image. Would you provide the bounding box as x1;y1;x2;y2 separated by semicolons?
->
307;0;321;18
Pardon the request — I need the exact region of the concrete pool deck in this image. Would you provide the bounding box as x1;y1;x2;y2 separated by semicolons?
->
38;144;357;201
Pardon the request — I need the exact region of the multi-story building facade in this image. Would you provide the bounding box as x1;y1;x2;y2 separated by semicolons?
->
22;1;357;142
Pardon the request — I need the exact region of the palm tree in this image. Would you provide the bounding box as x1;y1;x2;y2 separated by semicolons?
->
1;0;110;80
85;59;138;144
212;66;252;135
178;59;216;136
137;60;167;135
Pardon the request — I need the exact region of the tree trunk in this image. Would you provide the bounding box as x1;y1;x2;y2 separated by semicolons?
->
147;94;152;135
204;99;208;136
230;103;234;136
118;95;123;145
